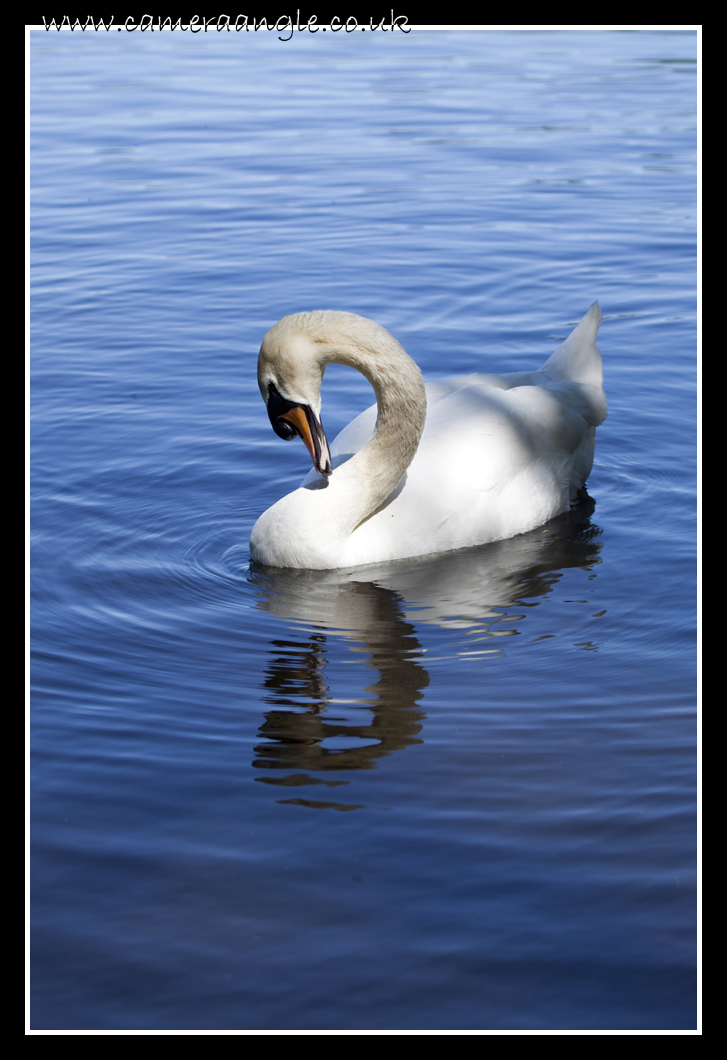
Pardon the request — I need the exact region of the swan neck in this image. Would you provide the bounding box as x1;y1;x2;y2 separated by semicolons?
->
325;336;427;528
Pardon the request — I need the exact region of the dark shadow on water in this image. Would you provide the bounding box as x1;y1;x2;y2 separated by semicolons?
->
248;495;603;803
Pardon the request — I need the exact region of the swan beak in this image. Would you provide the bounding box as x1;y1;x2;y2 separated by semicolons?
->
277;406;333;477
266;383;332;476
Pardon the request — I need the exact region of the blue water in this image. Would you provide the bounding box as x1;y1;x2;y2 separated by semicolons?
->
30;29;698;1030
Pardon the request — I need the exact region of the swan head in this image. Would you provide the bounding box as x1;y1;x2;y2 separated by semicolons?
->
257;316;333;477
257;309;426;484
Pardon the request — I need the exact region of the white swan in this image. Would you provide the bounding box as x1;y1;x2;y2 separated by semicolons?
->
250;304;606;570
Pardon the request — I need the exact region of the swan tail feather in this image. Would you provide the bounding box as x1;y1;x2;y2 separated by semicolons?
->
540;302;603;388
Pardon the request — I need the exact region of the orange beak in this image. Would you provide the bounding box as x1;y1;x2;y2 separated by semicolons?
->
277;406;332;477
279;407;319;467
266;382;332;477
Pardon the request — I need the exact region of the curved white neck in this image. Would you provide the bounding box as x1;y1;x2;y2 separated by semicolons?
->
313;321;427;532
258;311;428;538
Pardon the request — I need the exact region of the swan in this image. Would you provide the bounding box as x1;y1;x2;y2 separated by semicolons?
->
249;304;606;570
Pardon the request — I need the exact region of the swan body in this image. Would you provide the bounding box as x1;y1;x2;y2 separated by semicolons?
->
250;304;606;570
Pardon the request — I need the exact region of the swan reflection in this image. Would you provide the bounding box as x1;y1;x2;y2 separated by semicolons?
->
252;584;428;778
248;497;602;805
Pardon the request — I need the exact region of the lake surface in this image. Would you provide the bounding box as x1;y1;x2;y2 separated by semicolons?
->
29;28;698;1031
